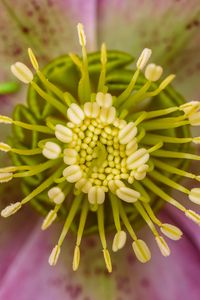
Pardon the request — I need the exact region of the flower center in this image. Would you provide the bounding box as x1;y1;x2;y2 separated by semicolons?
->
0;23;200;274
47;95;149;206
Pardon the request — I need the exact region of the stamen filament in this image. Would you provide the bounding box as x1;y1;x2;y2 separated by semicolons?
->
119;201;137;241
98;43;107;93
142;133;193;145
31;81;67;116
57;194;83;246
147;142;163;153
143;178;186;211
141;120;188;131
9;147;42;155
150;170;189;194
13;160;57;178
151;149;200;161
121;81;151;109
117;69;140;105
109;193;122;231
21;168;63;205
152;159;199;181
134;202;159;236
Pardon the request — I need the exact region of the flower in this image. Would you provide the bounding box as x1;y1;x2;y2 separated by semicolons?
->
1;0;198;300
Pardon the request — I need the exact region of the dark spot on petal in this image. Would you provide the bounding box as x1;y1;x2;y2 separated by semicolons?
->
126;253;136;265
21;26;30;34
140;277;151;288
65;284;82;299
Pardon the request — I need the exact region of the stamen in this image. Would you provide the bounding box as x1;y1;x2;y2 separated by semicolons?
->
73;199;89;271
49;194;83;266
76;23;91;102
97;204;112;272
119;202;151;262
152;159;199;182
98;43;107;93
117;48;151;105
151;149;200;161
0;143;42;155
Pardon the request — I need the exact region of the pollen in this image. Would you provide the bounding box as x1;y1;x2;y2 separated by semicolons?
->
1;22;200;273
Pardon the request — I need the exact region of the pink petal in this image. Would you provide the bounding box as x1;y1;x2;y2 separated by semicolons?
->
0;0;97;76
97;0;200;98
0;210;200;300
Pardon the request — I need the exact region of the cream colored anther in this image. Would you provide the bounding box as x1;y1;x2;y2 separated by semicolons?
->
112;231;127;252
42;142;61;159
132;239;151;263
99;107;116;124
84;102;100;118
145;63;163;82
126;148;149;170
180;101;200;115
0;143;11;152
116;186;140;203
48;186;65;204
155;236;170;256
118;122;137;145
1;202;22;217
67;103;85;125
63;148;78;165
48;245;60;266
63;165;82;183
11;62;33;84
42;210;57;230
125;139;138;156
96;92;113;108
0;172;13;183
188;111;200;126
108;179;125;194
136;48;152;70
75;178;92;193
132;164;149;180
55;124;73;143
160;223;183;241
189;188;200;205
88;186;105;204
